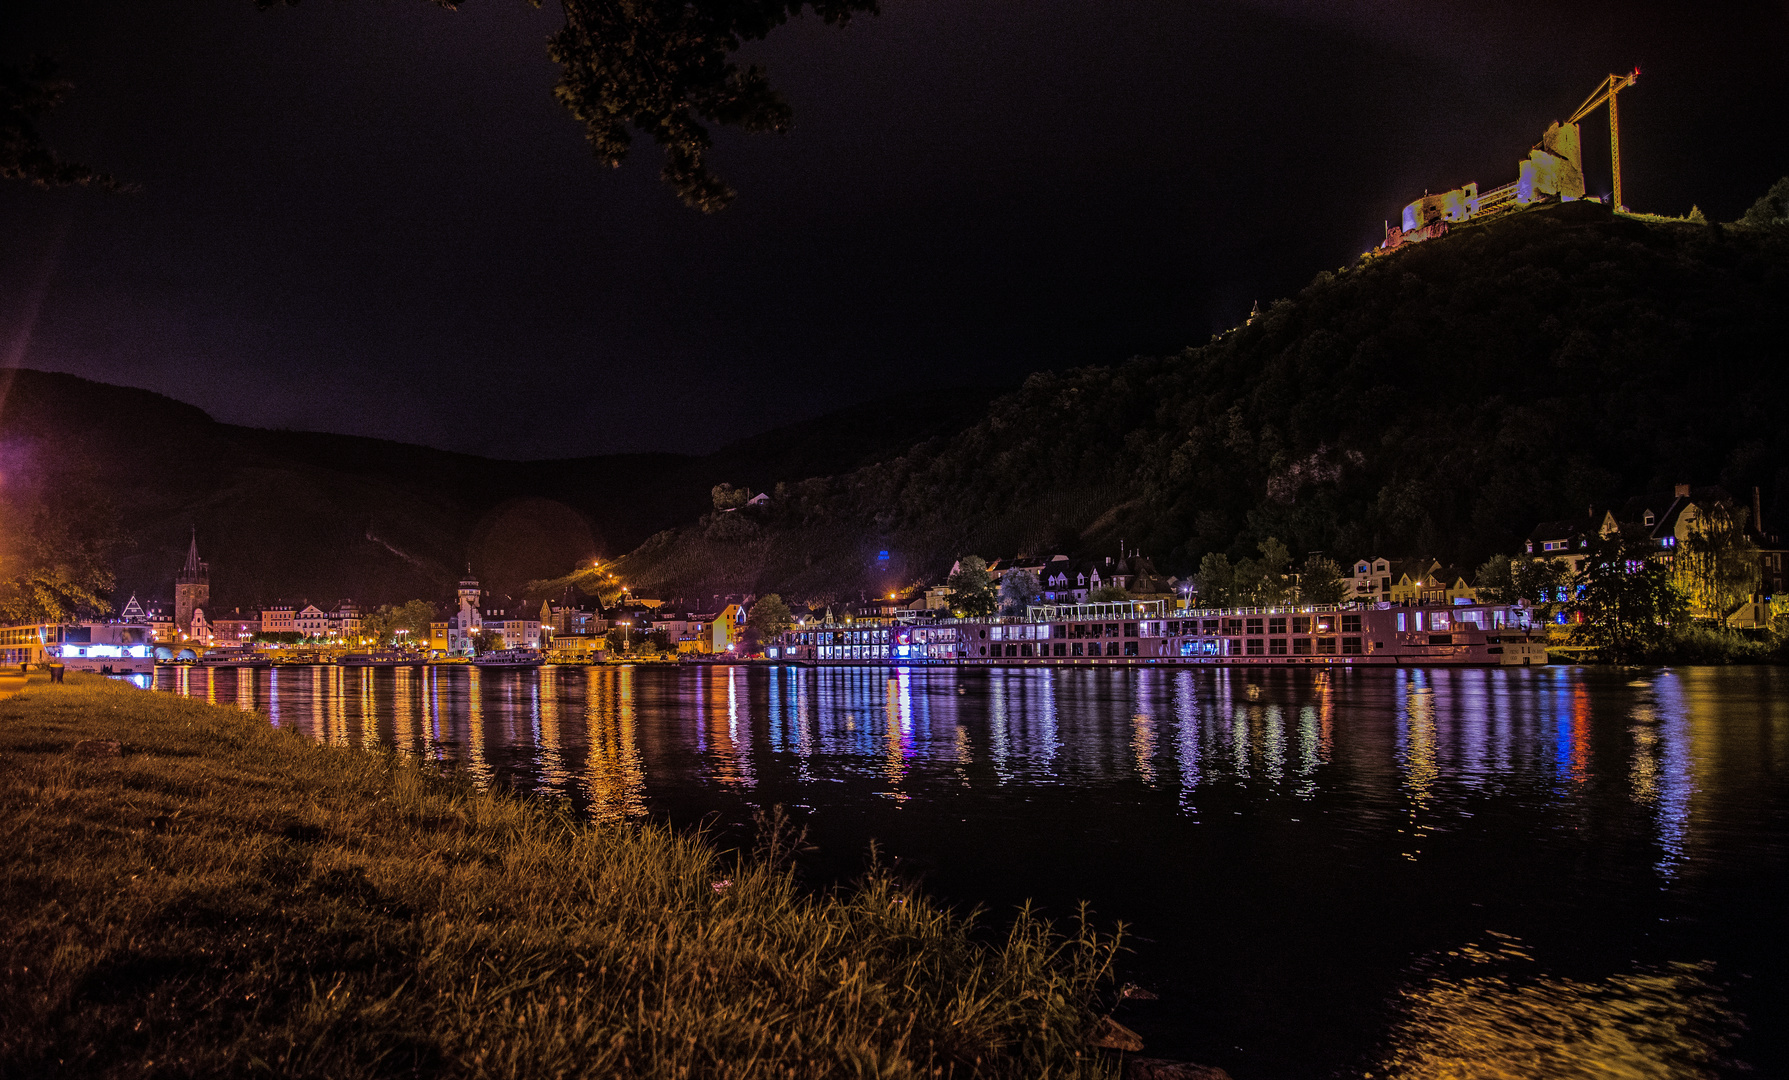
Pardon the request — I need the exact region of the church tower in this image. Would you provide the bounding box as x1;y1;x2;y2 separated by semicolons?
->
174;529;210;638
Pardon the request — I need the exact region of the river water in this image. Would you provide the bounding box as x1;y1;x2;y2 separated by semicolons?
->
149;662;1788;1080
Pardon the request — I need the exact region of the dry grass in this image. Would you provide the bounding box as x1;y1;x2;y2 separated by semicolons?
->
0;676;1121;1079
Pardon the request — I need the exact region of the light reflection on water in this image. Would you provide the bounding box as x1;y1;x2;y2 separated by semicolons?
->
148;662;1787;1080
1379;934;1739;1080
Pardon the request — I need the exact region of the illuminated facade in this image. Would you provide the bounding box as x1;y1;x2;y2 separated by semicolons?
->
261;603;297;635
295;604;330;637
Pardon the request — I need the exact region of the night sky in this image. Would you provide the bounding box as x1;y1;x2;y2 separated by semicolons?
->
4;0;1786;459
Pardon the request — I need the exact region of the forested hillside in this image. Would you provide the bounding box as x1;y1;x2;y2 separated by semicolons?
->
612;200;1789;605
0;369;999;610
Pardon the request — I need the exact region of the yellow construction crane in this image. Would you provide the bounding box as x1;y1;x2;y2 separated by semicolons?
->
1568;68;1640;211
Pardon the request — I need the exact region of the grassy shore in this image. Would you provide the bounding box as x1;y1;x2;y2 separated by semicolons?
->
0;675;1121;1079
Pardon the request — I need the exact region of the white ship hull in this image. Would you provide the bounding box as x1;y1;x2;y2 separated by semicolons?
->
776;600;1550;669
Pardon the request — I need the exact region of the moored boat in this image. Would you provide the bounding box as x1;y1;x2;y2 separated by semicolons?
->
338;651;425;667
198;649;272;668
471;648;544;669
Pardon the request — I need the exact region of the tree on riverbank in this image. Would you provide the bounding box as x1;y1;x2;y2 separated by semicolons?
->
361;600;436;647
946;557;998;617
1476;553;1572;616
0;467;121;624
1517;557;1574;622
747;593;794;644
1193;552;1235;606
1473;554;1517;602
1571;530;1688;661
1298;554;1349;604
1204;538;1292;606
998;568;1040;615
1673;501;1761;628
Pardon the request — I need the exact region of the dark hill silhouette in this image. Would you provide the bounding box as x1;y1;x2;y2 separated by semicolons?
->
0;367;1001;608
609;201;1789;604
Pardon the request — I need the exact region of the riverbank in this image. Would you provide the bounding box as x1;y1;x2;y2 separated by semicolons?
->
0;675;1121;1079
1548;624;1787;665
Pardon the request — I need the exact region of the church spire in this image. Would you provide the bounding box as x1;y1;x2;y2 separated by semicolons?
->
178;528;208;584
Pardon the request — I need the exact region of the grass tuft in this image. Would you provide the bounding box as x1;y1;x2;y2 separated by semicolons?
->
0;675;1121;1078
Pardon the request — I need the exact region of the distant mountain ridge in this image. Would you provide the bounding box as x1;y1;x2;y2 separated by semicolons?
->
0;367;1003;609
607;201;1789;605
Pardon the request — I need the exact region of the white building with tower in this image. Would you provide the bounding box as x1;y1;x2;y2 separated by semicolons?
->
444;571;540;654
446;572;485;655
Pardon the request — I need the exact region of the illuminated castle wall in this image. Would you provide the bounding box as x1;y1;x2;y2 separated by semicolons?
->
1385;119;1588;250
1517;121;1585;204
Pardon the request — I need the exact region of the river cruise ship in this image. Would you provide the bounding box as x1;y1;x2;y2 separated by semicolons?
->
771;599;1548;668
